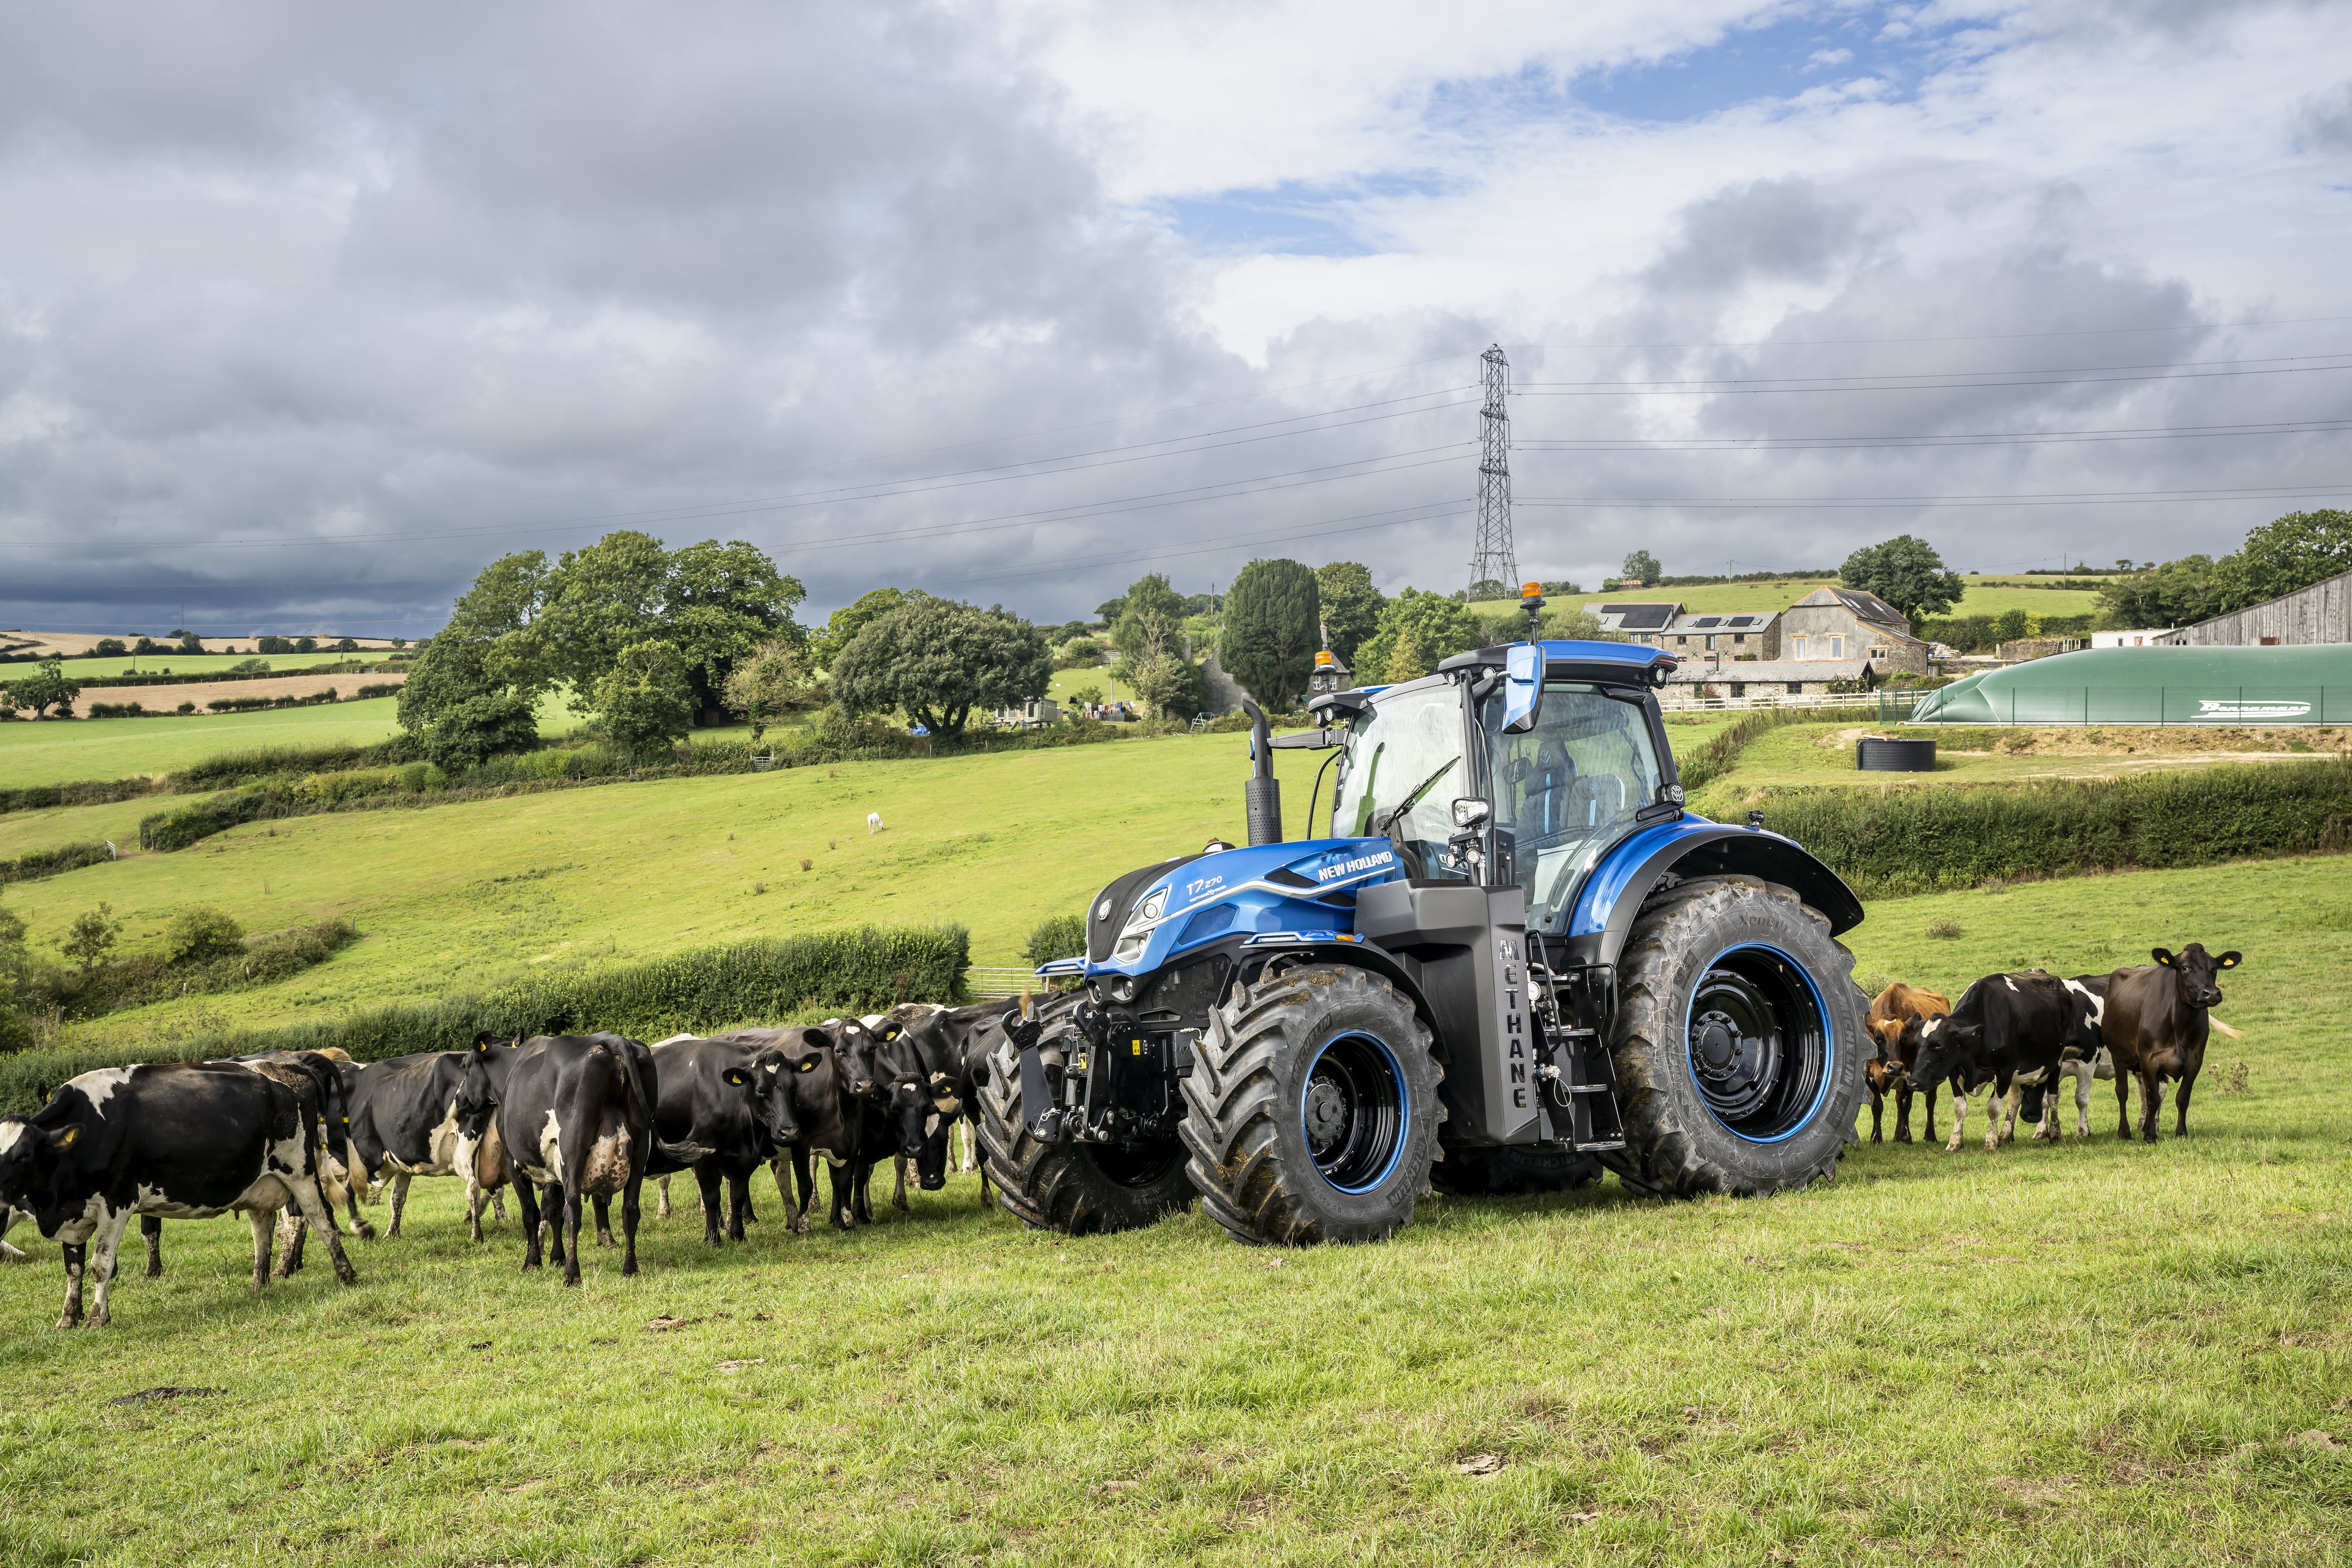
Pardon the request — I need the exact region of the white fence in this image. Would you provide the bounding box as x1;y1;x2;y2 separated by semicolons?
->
965;966;1041;998
1656;690;1875;713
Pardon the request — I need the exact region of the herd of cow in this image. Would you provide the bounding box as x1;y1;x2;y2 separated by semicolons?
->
1860;940;2242;1153
0;1000;1018;1329
0;940;2243;1330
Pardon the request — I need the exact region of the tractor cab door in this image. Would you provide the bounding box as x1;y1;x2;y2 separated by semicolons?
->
1327;680;1473;881
1480;682;1667;932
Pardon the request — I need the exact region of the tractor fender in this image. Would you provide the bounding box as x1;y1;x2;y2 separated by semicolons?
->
1568;819;1863;969
1227;939;1442;1057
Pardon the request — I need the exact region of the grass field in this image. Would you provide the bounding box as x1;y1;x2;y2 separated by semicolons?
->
1484;576;2107;620
3;733;1331;1048
40;651;384;680
0;856;2344;1566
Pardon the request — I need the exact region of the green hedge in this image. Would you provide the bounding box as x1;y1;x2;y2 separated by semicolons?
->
1756;758;2352;898
0;841;115;886
1675;706;1874;795
0;923;969;1114
1023;913;1088;967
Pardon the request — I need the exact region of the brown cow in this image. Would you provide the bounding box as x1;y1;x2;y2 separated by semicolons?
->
2100;943;2241;1143
1863;982;1951;1144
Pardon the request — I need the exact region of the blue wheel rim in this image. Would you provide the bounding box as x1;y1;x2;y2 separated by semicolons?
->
1300;1030;1409;1193
1682;943;1833;1144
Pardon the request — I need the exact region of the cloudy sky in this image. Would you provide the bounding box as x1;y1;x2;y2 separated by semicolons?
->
4;0;2350;635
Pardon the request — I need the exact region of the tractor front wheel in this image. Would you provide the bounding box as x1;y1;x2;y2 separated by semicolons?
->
1181;965;1440;1245
975;1049;1193;1235
1607;876;1863;1199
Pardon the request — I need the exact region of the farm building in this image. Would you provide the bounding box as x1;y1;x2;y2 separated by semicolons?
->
1778;587;1934;675
1662;657;1873;698
1907;644;2352;724
1588;601;1782;655
2156;565;2352;647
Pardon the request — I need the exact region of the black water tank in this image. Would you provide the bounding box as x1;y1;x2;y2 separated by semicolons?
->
1856;736;1937;772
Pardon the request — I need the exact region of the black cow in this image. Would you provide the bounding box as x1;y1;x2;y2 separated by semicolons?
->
1907;970;2103;1153
2101;943;2241;1142
342;1046;513;1242
0;1063;356;1329
875;1002;1005;1208
137;1049;361;1281
644;1033;816;1246
749;1025;865;1232
488;1033;663;1284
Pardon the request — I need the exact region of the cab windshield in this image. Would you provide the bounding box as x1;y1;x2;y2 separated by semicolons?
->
1327;681;1468;881
1482;682;1665;931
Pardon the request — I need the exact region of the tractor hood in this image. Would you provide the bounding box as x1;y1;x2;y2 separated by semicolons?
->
1076;837;1404;977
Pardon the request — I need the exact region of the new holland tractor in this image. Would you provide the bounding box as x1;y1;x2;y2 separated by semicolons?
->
977;589;1867;1245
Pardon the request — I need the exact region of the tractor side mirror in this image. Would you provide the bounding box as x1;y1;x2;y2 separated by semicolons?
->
1502;642;1544;734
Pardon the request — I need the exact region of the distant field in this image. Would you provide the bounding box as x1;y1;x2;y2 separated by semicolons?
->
38;650;384;680
1480;575;2108;622
6;733;1329;1047
0;854;2342;1567
0;699;412;790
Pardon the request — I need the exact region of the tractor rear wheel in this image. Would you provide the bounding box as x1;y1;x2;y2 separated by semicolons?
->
1181;965;1440;1245
1606;876;1863;1199
975;1050;1193;1235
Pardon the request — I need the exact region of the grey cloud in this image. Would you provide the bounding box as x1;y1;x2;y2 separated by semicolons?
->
2296;81;2352;150
1640;178;1873;296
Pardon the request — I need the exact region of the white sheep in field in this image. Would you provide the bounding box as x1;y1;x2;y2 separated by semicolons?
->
867;812;885;835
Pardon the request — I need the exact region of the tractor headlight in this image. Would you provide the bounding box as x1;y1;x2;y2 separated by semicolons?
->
1123;888;1167;935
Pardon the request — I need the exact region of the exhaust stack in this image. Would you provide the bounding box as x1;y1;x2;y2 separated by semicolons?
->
1242;699;1282;846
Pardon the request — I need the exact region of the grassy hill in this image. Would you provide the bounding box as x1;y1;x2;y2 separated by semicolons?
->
1476;575;2108;622
0;852;2341;1566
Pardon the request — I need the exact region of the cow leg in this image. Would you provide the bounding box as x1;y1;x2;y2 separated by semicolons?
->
1892;1081;1913;1144
620;1173;641;1278
1997;1085;2018;1148
2114;1069;2133;1140
514;1179;545;1271
1922;1082;1938;1145
592;1193;615;1248
695;1164;726;1248
729;1170;752;1242
560;1186;585;1287
792;1149;817;1234
247;1210;274;1291
892;1155;910;1213
656;1174;671;1220
142;1215;164;1278
2174;1067;2197;1137
342;1158;376;1240
543;1183;567;1266
287;1174;358;1286
827;1160;856;1231
274;1205;306;1278
2141;1074;2165;1145
1867;1085;1883;1144
387;1172;413;1239
853;1159;874;1225
1944;1085;1967;1153
58;1241;89;1329
466;1179;488;1245
83;1208;134;1329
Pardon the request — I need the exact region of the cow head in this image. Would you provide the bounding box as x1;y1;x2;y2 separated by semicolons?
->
1905;1012;1980;1090
742;1050;807;1147
453;1052;500;1140
829;1019;897;1099
2153;944;2238;1011
0;1115;77;1205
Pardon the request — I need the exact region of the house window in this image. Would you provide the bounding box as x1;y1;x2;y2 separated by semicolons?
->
1790;636;1807;658
1676;635;1688;646
1733;633;1746;644
1869;646;1888;660
1787;682;1804;695
1729;682;1746;696
1828;636;1844;658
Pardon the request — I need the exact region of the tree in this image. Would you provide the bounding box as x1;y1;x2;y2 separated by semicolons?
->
594;641;698;756
2225;508;2352;608
1539;604;1619;642
1054;635;1105;671
1465;578;1510;601
1623;549;1663;587
1107;573;1205;720
1839;535;1964;622
829;598;1050;736
812;587;928;669
1352;589;1482;685
258;635;292;654
0;901;34;1054
59;904;119;972
7;658;80;718
294;636;318;654
1107;574;1188;662
2097;554;2222;630
721;639;815;743
162;907;244;967
176;631;205;654
396;637;540;770
333;636;359;652
1218;558;1321;709
92;638;127;657
1314;562;1384;666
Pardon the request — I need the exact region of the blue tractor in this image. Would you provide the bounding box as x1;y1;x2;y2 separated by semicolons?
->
977;594;1866;1243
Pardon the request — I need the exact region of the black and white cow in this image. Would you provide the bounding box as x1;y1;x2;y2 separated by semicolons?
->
488;1033;667;1284
644;1033;816;1245
2011;976;2116;1141
1907;971;2104;1153
342;1045;513;1242
0;1063;356;1329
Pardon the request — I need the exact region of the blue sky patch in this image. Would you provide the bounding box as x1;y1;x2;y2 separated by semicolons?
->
1159;170;1455;257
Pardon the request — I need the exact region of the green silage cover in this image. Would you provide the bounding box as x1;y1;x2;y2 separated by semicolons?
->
1908;644;2352;725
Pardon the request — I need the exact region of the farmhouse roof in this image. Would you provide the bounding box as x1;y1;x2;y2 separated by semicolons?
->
1664;658;1873;683
1792;587;1912;629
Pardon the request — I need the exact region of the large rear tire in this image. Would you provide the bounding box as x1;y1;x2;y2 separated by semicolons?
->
975;1046;1193;1235
1180;965;1440;1245
1607;876;1863;1198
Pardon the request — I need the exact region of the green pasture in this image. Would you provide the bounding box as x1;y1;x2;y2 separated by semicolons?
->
38;650;379;680
3;733;1329;1049
1488;575;2105;620
0;855;2344;1567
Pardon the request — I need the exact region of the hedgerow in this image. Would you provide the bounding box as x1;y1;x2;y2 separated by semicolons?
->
0;841;115;886
1674;705;1875;794
1756;756;2352;897
0;922;969;1112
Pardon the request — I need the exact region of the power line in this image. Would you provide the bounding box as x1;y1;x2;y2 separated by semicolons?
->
1506;311;2352;352
1517;481;2352;510
1512;417;2352;452
1468;345;1517;593
1514;351;2352;393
